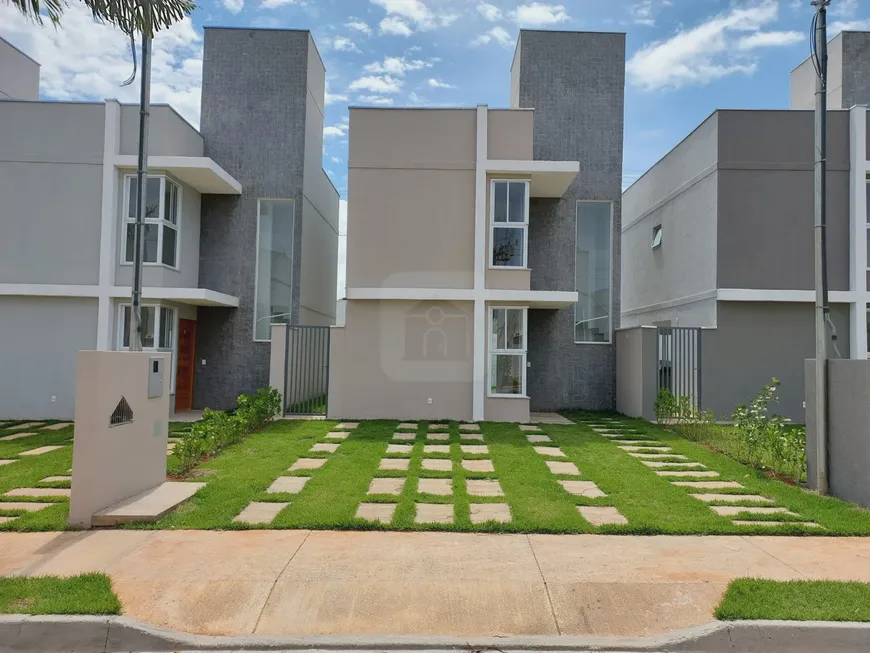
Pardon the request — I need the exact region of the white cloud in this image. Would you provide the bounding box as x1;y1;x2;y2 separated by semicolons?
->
477;2;502;21
628;0;672;27
364;55;438;75
345;19;372;35
830;0;859;18
379;16;414;36
327;36;360;52
0;3;203;126
472;26;513;48
323;125;347;137
627;1;799;92
511;2;569;28
260;0;303;8
325;80;348;105
830;19;870;34
427;78;456;88
223;0;244;14
356;94;395;105
348;74;403;93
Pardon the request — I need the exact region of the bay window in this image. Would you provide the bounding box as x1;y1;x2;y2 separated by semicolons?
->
490;180;529;268
123;175;180;269
575;201;612;343
488;307;527;396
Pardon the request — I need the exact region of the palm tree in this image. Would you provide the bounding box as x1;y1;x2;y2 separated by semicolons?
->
7;0;195;37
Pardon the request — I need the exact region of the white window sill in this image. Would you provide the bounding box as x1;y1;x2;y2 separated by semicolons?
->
574;340;612;345
487;393;530;399
488;265;531;271
120;261;180;272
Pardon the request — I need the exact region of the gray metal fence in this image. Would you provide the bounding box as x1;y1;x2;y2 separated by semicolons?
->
284;325;330;416
657;326;702;409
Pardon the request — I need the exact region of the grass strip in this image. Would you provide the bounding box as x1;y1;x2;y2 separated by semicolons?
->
715;579;870;621
0;573;121;615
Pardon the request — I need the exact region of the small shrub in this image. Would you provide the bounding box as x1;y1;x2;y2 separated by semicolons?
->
655;387;716;441
654;388;677;423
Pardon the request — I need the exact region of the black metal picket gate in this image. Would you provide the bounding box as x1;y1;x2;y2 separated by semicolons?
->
656;326;702;409
283;325;330;416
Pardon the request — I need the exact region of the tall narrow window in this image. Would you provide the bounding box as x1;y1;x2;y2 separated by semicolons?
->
254;199;295;341
123;175;181;269
490;180;529;268
488;307;527;396
575;201;612;343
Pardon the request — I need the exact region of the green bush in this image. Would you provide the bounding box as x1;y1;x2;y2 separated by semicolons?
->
654;388;677;422
174;387;282;474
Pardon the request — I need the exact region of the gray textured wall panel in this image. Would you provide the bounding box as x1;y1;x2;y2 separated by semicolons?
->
196;28;309;409
517;30;625;411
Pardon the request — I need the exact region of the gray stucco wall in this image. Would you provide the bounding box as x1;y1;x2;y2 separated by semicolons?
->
119;105;203;157
805;358;870;509
838;32;870;109
196;28;310;409
702;301;849;422
0;297;97;419
615;327;657;421
0;38;39;100
0;101;104;285
716;110;850;292
516;30;625;412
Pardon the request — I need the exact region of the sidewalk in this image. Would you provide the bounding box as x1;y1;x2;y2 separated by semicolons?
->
2;530;870;639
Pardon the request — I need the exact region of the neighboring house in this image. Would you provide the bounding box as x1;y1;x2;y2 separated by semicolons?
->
0;29;338;419
621;32;870;421
327;30;625;422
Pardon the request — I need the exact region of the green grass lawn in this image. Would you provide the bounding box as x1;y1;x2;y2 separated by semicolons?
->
3;414;870;534
716;579;870;621
0;573;121;615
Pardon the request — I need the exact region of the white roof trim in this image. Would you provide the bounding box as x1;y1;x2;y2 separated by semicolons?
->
346;287;578;308
717;289;859;304
114;155;242;195
486;159;580;198
109;286;240;307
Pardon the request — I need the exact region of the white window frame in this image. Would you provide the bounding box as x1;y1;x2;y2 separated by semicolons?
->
489;179;530;269
652;224;663;249
116;303;178;393
574;200;613;345
253;198;296;342
487;306;528;398
120;173;182;271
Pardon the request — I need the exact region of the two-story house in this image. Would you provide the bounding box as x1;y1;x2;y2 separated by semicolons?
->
0;28;338;419
327;30;625;423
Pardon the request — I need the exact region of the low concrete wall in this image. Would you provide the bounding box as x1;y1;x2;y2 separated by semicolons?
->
615;326;657;421
805;358;870;508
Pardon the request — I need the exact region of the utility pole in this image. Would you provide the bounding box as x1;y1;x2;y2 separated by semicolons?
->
811;0;830;495
129;30;153;352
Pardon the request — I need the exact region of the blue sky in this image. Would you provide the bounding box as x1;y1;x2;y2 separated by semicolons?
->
3;0;870;198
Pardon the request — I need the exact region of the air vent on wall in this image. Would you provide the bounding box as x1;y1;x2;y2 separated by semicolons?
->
109;396;134;426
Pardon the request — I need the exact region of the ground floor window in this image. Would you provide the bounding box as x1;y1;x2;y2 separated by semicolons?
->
488;307;527;396
118;304;176;351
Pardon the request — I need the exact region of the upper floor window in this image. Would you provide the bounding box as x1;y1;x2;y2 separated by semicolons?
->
122;175;180;269
490;180;529;268
652;224;663;249
254;199;295;341
575;201;612;344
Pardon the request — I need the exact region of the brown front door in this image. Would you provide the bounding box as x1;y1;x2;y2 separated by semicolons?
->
175;319;197;411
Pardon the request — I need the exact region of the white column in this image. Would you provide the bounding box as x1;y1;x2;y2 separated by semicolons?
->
472;105;488;421
97;100;121;350
849;105;867;359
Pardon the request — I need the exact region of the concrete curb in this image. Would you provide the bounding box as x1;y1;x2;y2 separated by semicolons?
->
1;616;869;652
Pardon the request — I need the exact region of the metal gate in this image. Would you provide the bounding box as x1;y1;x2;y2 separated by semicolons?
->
284;325;330;416
657;327;702;409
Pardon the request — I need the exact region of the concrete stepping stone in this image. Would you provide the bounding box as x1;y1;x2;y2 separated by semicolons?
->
0;502;53;512
233;502;288;524
460;444;488;455
421;458;452;471
460;433;484;441
356;502;397;523
733;520;822;528
534;446;566;458
92;482;205;526
577;506;628;526
393;432;416;441
4;488;70;499
325;431;350;440
18;446;63;457
415;503;452;524
0;516;16;525
336;422;359;429
41;423;73;431
711;506;797;517
694;494;774;504
527;434;552;443
426;433;449;441
466;479;504;496
656;470;720;477
39;476;71;483
0;433;35;441
386;444;413;455
397;422;417;429
519;424;542;432
546;461;580;476
289;458;326;471
470;503;511;524
619;445;671;452
166;442;176;453
424;444;450;454
0;460;18;467
379;458;410;471
368;478;406;495
459;423;480;431
417;478;452;495
673;481;744;489
559;480;606;498
310;442;339;453
641;461;705;468
8;422;44;431
462;459;494;473
629;453;688;460
428;423;449;431
266;477;309;494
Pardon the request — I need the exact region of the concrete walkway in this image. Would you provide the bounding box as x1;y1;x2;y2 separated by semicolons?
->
2;531;870;639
